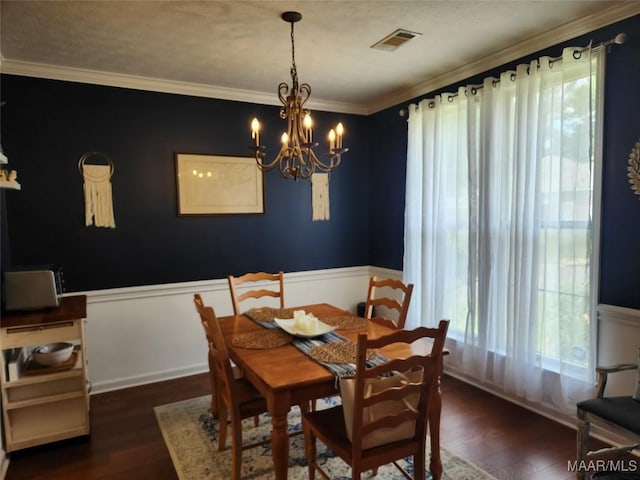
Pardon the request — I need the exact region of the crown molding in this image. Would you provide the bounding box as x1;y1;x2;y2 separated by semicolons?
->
1;2;637;116
367;2;640;114
0;58;368;116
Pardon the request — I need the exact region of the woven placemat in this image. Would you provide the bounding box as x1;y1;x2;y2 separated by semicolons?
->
308;341;377;364
246;307;295;322
321;315;369;331
232;330;293;349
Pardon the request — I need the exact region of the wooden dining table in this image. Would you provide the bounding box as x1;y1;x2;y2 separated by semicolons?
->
218;303;446;480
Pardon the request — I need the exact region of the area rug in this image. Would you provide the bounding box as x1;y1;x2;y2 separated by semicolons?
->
154;395;496;480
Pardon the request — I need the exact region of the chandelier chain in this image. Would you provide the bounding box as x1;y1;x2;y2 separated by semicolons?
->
290;21;298;86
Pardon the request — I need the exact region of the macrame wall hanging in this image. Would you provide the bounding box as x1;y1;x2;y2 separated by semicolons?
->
311;173;330;221
78;152;116;228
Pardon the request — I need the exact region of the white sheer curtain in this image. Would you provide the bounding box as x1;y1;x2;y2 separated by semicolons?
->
404;46;603;414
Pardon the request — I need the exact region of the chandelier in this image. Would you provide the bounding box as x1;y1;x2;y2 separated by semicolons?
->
250;11;348;181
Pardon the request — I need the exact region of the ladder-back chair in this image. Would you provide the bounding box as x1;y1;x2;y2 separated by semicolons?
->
302;320;449;479
227;271;285;315
193;294;269;480
364;276;414;329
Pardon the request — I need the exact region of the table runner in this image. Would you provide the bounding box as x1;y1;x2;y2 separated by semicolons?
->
243;310;387;377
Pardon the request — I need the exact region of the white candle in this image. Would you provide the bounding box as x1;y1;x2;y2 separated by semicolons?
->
303;114;313;143
328;129;336;152
336;122;344;149
251;118;260;146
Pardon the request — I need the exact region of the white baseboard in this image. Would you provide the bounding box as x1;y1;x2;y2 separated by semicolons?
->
91;364;209;394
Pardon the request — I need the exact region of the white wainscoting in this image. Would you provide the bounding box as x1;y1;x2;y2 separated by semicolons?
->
596;303;640;397
79;266;400;394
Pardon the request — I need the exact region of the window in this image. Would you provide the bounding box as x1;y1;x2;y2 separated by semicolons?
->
404;46;603;413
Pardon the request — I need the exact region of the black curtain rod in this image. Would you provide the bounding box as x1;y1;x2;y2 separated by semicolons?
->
399;32;627;117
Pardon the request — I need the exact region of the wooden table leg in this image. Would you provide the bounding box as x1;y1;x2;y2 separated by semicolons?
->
428;367;444;480
270;406;291;479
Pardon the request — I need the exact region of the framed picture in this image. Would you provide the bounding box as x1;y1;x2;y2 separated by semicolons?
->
175;153;264;215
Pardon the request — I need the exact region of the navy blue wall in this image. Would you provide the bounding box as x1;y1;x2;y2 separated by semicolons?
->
598;16;640;309
0;78;370;291
367;105;408;271
368;14;640;310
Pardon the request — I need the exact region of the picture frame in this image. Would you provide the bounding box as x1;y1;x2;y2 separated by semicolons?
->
175;153;264;215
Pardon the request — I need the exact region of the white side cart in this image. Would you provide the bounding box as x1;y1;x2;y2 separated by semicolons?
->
0;295;89;451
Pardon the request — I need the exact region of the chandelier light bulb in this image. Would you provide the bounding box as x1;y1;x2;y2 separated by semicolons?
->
281;132;289;144
336;122;344;149
251;118;260;146
328;129;336;152
303;114;313;142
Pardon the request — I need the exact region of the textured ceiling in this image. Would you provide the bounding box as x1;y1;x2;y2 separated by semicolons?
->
1;1;638;114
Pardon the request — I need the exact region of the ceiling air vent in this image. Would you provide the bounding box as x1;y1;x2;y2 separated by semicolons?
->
371;28;422;52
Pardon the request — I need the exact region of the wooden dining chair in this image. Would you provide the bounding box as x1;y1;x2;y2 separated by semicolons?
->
193;294;269;480
195;293;260;426
302;320;449;480
227;271;285;315
194;293;221;417
364;276;414;329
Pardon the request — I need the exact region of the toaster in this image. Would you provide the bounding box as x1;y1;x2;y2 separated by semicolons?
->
4;265;65;311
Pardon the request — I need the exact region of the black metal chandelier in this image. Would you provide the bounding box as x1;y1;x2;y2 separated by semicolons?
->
250;11;348;181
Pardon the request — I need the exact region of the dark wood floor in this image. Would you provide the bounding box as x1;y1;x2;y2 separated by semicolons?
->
4;373;603;480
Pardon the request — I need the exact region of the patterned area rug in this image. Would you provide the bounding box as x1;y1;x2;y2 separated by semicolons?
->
154;395;496;480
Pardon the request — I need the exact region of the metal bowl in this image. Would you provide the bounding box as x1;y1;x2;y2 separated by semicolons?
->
32;342;74;367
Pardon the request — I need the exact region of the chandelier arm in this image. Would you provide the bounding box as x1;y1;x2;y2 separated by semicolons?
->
299;83;311;108
278;82;290;111
292;107;307;146
279;156;293;179
313;150;344;172
299;153;314;178
288;101;300;145
256;153;283;171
